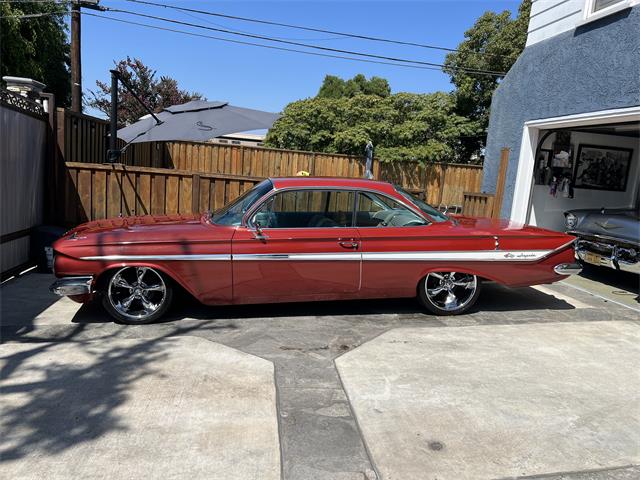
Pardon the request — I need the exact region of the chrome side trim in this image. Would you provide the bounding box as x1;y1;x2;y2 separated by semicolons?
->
81;250;563;263
50;276;93;296
553;263;582;275
233;250;553;262
234;253;361;261
80;254;232;261
361;250;552;261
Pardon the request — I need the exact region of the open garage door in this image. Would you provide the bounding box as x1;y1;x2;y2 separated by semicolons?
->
528;122;639;233
512;111;639;305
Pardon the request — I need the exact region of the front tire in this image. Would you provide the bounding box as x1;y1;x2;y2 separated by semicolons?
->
101;266;173;324
418;271;481;315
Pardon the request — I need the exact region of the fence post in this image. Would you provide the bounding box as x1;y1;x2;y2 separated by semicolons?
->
191;173;201;213
309;152;316;176
437;164;447;206
492;148;510;219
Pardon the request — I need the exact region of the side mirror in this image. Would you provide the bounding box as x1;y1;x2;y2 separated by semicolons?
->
252;220;268;241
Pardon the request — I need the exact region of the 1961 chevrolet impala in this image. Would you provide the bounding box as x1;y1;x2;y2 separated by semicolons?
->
51;177;580;324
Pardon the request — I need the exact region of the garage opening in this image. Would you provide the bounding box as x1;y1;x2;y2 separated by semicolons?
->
528;121;639;232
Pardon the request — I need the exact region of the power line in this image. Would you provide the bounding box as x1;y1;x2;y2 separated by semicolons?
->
103;7;506;76
83;12;449;72
0;11;64;18
123;0;496;57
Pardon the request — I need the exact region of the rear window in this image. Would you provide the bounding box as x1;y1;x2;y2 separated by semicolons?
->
394;186;449;223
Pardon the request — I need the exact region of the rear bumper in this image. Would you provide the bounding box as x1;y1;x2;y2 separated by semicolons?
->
553;263;582;276
50;276;94;296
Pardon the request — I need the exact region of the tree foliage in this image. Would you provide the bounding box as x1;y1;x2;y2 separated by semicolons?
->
265;89;476;163
317;74;391;99
444;0;531;155
88;57;204;127
0;0;71;105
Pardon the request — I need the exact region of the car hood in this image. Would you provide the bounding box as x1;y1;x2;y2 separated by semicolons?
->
55;213;213;253
65;213;202;236
567;208;640;245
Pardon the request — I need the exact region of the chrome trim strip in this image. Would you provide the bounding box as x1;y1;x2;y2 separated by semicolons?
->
233;250;553;262
361;250;552;261
234;253;361;261
553;263;582;275
50;276;94;296
81;249;563;263
80;254;232;261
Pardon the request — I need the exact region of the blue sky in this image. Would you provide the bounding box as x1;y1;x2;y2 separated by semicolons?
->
81;0;520;117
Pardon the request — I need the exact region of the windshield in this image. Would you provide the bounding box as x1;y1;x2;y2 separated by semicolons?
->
211;179;273;226
394;186;449;223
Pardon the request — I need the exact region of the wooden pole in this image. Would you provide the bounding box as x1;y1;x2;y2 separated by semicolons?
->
492;148;510;219
70;1;82;112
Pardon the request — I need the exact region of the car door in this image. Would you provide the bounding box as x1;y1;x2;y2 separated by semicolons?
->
355;190;446;298
232;188;361;303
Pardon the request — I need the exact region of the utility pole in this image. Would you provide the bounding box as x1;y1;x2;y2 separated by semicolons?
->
70;1;103;112
70;1;82;112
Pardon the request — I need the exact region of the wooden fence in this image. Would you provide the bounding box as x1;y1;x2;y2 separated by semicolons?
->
58;109;484;208
60;162;264;226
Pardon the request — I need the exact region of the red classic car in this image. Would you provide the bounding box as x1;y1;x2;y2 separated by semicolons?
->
51;177;580;324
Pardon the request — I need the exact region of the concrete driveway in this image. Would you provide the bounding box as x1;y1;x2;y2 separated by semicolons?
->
1;272;639;480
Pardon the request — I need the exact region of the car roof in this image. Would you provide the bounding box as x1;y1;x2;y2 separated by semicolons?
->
269;176;397;193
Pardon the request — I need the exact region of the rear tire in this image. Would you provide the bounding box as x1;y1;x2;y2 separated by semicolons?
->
418;271;481;315
101;266;173;324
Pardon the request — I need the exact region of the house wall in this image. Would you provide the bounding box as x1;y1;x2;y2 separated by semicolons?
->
530;132;639;231
482;5;640;219
527;0;585;46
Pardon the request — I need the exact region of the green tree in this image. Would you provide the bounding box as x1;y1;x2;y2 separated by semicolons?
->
0;0;71;105
444;0;531;156
317;74;391;99
265;89;476;163
88;57;204;127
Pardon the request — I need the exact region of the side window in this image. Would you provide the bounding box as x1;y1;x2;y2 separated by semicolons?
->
356;192;428;227
252;190;355;228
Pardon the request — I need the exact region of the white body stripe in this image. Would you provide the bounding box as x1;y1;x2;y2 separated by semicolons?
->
81;250;555;262
361;250;552;261
233;253;361;261
80;254;231;261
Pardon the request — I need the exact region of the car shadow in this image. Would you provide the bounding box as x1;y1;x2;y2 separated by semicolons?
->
475;283;577;312
69;282;579;325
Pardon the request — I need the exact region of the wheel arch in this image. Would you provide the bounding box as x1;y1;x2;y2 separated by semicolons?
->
94;262;198;300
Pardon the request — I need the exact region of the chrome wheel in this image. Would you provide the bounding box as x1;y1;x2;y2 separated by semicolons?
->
424;272;478;312
107;267;167;321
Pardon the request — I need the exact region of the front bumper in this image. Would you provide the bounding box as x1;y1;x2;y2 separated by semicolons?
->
553;263;582;275
50;276;94;296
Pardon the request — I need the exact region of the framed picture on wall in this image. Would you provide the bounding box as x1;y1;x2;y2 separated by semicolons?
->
534;148;553;185
574;144;633;192
551;132;573;169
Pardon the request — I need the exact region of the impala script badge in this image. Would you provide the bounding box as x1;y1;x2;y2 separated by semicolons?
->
196;121;214;131
504;252;537;259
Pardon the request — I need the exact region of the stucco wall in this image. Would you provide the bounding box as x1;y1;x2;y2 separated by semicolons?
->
483;6;640;218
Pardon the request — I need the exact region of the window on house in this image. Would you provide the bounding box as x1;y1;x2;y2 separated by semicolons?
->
592;0;624;11
252;190;355;228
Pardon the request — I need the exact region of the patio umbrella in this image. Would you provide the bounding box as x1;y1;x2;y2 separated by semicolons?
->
117;100;280;144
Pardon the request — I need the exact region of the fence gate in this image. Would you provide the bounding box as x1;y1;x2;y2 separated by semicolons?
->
0;90;48;276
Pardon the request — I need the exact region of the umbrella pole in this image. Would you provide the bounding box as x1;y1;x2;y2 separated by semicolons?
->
108;70;120;163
